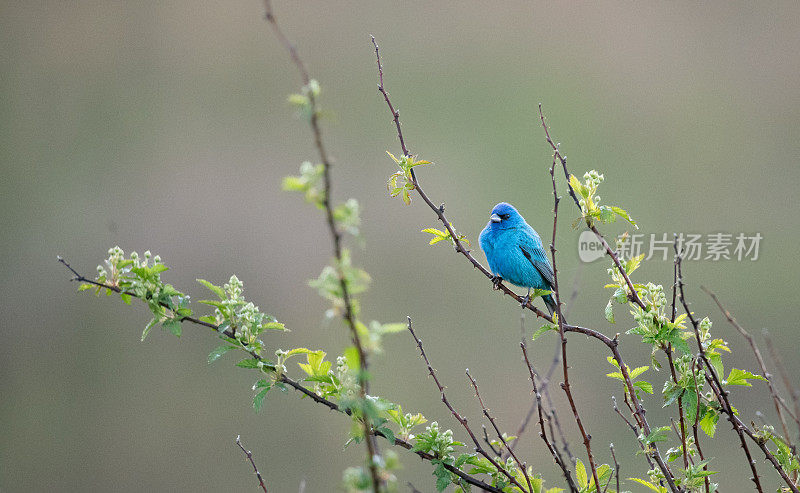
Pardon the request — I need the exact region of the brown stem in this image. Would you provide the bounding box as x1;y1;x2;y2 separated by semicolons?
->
608;443;620;493
371;43;680;492
521;342;579;493
466;369;534;493
764;330;800;447
691;358;711;493
676;253;779;493
548;153;602;492
665;346;689;469
236;435;269;493
406;318;530;492
702;285;798;454
538;104;644;309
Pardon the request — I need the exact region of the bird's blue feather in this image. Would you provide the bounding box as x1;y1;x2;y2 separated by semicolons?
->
479;202;558;315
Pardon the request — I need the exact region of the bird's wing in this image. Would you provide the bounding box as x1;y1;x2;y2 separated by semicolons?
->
518;228;555;289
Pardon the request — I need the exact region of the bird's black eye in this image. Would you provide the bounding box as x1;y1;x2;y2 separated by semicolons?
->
499;214;510;220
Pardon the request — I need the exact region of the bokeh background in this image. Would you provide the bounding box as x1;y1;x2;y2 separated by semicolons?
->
2;1;799;491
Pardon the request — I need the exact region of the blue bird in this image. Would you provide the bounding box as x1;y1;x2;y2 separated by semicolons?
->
479;202;559;317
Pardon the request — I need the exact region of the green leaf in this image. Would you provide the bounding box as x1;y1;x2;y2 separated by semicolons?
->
376;426;395;445
725;368;767;387
208;345;237;364
604;300;615;323
236;358;261;369
120;293;132;305
253;387;270;412
707;352;724;378
629;365;649;379
628;477;664;492
625;253;645;275
532;324;558;341
569;174;588;199
196;279;225;299
683;389;699;423
78;283;94;292
434;462;450;492
611;206;638;228
700;410;719;437
141;318;159;341
634;380;654;394
162;318;181;337
575;459;587;488
643;426;670;444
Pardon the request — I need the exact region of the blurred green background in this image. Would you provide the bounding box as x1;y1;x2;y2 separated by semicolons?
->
2;1;799;491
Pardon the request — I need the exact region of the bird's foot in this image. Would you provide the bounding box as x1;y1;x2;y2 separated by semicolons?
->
520;294;531;307
491;276;503;290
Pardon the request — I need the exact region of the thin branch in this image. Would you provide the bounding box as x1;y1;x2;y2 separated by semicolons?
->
521;342;579;493
482;425;502;457
509;271;575;457
370;37;551;321
538;104;679;492
764;330;800;445
371;43;680;491
262;3;380;490
371;36;410;158
676;252;785;493
406;317;530;492
612;396;657;473
59;259;504;493
702;285;798;452
691;357;711;493
236;435;268;493
548;152;601;492
538;104;645;310
607;443;619;493
665;346;689;469
466;369;534;493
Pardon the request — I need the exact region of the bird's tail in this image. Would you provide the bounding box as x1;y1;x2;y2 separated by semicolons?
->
543;294;566;324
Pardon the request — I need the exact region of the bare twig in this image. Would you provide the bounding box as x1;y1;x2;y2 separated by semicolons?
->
482;425;502;457
764;330;800;445
521;342;579;493
538;104;679;492
612;396;657;473
538;104;644;310
466;369;534;493
676;251;799;492
371;43;679;491
702;285;798;453
263;2;380;490
548;152;601;492
608;443;619;493
406;317;530;492
236;435;268;493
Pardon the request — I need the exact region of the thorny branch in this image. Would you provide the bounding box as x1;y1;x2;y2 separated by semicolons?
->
406;318;530;492
521;342;579;493
538;105;679;493
466;369;534;493
676;251;800;493
702;285;799;455
263;2;381;490
764;331;800;446
58;258;504;493
236;435;269;493
548;152;602;492
372;37;684;492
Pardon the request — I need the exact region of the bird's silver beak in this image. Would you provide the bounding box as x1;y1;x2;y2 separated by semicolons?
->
490;213;502;223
